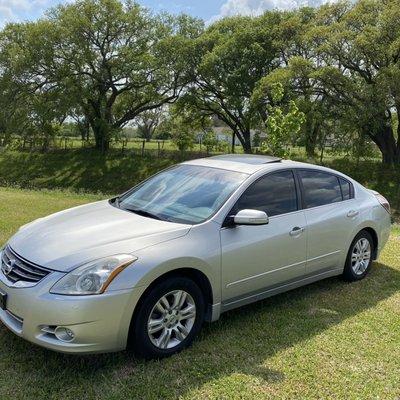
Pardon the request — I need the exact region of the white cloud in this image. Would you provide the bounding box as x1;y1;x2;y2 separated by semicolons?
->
0;0;30;17
0;5;15;19
212;0;339;21
0;0;54;26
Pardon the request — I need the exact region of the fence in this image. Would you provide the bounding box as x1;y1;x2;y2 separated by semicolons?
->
0;135;236;159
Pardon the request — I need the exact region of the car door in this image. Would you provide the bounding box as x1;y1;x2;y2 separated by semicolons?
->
297;169;358;274
220;170;307;302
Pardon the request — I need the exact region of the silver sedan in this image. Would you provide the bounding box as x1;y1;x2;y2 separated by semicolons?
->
0;155;391;358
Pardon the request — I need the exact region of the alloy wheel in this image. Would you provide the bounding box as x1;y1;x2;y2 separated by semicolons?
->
351;238;371;276
147;290;196;350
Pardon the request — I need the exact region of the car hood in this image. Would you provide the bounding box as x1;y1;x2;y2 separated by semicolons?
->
8;200;191;272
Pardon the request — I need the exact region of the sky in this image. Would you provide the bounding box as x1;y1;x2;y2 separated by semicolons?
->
0;0;340;27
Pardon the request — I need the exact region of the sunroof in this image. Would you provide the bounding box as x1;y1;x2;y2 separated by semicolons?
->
210;155;282;165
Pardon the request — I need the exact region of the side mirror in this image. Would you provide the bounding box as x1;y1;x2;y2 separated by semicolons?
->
233;209;269;226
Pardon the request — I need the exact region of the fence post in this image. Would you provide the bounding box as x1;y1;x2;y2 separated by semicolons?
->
158;141;161;157
141;140;145;156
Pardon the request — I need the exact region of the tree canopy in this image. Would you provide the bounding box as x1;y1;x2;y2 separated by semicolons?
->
0;0;203;151
0;0;399;163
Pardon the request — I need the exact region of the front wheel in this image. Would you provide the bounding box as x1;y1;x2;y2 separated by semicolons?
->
343;230;374;282
130;277;205;359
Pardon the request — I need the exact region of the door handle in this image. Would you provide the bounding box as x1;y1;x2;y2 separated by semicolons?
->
347;210;359;218
290;227;305;237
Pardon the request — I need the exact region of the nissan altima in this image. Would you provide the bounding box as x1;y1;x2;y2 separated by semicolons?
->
0;155;391;358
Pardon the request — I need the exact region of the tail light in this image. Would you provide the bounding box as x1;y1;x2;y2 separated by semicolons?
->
373;192;390;214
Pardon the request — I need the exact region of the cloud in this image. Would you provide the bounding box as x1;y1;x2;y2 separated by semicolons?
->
212;0;339;21
0;0;55;26
0;0;32;18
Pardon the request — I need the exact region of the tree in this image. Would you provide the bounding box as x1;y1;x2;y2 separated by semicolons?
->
259;83;305;157
184;14;282;153
202;131;218;154
0;38;69;150
162;104;210;154
0;51;33;144
0;0;203;152
308;0;400;164
170;117;195;154
136;109;163;142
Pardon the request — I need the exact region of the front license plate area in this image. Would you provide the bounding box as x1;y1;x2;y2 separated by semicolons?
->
0;289;7;310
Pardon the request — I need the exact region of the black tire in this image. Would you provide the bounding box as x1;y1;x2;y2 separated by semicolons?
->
343;230;374;282
129;277;205;359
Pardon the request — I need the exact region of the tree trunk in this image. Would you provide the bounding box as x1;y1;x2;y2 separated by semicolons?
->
369;124;400;165
91;119;111;153
79;119;90;142
86;94;113;153
302;97;319;158
239;130;252;154
305;117;319;158
144;128;152;142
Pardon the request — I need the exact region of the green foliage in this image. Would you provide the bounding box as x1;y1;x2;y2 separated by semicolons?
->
253;131;261;148
202;131;218;154
167;115;196;154
136;110;163;142
0;0;203;151
261;84;305;157
1;0;400;163
305;0;400;164
216;139;229;153
171;128;195;154
184;13;284;152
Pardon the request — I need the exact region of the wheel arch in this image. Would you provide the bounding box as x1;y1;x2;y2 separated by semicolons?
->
128;267;215;341
360;227;378;260
353;227;378;260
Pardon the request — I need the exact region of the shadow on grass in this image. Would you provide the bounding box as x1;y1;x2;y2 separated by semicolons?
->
0;261;398;399
1;151;399;221
0;149;175;195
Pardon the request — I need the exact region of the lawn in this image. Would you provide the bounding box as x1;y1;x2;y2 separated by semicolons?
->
0;149;399;221
0;187;399;400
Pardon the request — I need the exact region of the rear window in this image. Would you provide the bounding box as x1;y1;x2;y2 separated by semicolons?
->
299;170;342;208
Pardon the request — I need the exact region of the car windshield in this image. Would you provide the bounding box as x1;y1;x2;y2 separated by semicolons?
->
117;165;248;224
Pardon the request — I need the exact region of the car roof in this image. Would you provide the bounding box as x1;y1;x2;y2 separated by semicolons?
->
183;155;351;178
209;154;282;165
183;155;300;174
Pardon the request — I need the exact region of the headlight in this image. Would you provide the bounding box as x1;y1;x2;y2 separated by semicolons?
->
50;254;137;296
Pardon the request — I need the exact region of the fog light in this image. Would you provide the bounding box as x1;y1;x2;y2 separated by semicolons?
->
54;326;75;342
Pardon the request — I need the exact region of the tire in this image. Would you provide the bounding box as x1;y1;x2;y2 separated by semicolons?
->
343;230;374;282
129;277;205;359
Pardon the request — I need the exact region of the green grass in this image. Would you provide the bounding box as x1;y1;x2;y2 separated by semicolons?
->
0;149;399;220
0;149;175;194
26;137;228;153
0;187;399;399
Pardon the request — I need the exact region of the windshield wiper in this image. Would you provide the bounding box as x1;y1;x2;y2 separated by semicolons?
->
122;207;164;221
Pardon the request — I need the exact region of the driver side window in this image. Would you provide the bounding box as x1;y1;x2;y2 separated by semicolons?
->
234;170;298;217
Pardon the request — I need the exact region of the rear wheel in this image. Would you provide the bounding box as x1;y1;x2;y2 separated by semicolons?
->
130;277;205;359
343;230;374;282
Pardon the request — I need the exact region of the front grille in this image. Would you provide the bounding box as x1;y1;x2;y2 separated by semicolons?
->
1;246;51;284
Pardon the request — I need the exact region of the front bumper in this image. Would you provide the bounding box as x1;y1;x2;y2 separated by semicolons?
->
0;269;144;354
